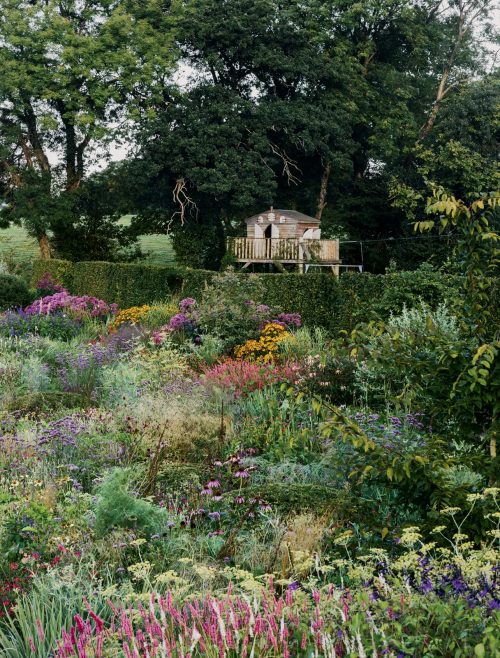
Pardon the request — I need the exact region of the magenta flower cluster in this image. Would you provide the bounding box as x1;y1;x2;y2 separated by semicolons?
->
274;313;302;328
152;298;199;345
179;297;196;312
251;305;302;330
54;583;332;658
35;272;66;294
25;292;118;319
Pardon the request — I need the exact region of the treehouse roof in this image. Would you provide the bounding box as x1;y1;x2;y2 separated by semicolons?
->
245;209;320;224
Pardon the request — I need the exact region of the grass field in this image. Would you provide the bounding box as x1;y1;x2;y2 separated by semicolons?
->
0;216;176;268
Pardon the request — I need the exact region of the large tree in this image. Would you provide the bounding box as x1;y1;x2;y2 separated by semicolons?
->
123;0;497;270
0;0;175;258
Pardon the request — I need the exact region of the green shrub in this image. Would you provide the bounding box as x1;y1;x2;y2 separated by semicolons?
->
33;258;500;337
4;392;85;413
223;483;357;517
94;468;161;536
32;259;186;308
0;274;31;311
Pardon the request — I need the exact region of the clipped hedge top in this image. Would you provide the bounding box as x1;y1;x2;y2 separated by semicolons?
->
31;258;500;339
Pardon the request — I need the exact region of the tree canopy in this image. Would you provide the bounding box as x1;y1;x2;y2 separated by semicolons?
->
1;0;499;269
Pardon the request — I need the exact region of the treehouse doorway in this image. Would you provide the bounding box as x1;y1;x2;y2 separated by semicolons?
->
264;224;279;238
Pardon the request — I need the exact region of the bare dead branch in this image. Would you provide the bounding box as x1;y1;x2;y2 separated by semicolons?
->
170;177;199;229
269;141;301;186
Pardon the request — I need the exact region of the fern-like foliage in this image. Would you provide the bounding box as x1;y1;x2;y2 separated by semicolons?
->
94;468;160;536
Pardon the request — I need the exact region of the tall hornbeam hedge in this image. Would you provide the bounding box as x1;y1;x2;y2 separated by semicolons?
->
31;259;500;337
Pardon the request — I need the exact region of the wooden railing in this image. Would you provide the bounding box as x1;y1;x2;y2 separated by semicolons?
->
229;237;340;263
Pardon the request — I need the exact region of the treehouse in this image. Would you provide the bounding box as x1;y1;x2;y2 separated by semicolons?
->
229;207;342;272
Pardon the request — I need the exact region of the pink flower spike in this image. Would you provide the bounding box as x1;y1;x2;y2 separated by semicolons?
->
36;619;44;642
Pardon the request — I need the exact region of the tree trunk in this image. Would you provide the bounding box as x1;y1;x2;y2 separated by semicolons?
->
315;164;331;220
38;233;51;259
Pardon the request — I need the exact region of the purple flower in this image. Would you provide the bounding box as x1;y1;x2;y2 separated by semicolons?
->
179;297;196;312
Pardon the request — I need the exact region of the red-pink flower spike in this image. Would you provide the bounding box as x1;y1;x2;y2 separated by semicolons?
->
54;586;357;658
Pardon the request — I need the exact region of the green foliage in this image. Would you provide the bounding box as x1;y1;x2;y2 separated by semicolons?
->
0;566;113;658
94;468;161;536
373;266;455;319
353;301;461;407
333;188;500;465
33;257;500;338
50;174;144;264
196;269;278;348
1;501;53;559
31;259;186;309
3;392;84;414
277;326;329;361
222;484;354;517
0;274;30;311
0;0;176;254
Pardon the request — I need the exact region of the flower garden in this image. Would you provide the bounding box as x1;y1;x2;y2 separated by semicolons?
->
0;256;500;658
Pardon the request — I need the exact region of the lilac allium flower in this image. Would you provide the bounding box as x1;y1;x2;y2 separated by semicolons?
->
25;292;117;319
277;312;301;327
179;297;196;312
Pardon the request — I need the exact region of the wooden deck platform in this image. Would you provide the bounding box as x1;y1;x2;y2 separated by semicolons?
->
229;237;341;267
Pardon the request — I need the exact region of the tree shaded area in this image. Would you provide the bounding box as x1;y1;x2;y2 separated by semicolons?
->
1;0;499;269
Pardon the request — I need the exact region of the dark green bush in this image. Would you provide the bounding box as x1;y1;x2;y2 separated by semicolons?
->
32;258;500;337
0;274;31;311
